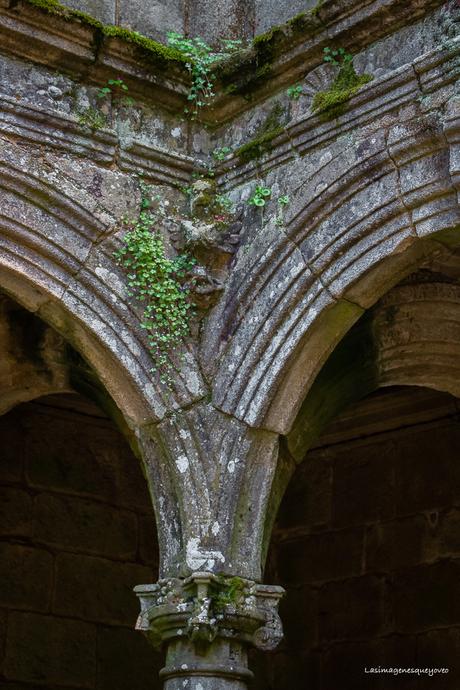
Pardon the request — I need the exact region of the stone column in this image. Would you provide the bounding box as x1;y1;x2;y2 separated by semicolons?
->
134;572;284;689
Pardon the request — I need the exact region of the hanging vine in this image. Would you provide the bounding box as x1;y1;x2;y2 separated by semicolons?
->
115;181;196;385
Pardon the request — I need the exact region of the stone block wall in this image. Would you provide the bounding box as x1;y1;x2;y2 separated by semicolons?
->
57;0;183;40
254;386;460;689
0;395;162;690
56;0;320;41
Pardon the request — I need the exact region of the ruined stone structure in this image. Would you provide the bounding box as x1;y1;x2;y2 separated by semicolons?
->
0;0;460;688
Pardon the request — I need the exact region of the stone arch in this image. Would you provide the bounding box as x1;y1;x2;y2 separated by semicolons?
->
286;270;460;462
0;293;71;415
0;389;163;689
209;104;460;434
258;384;460;690
0;152;209;575
256;263;460;688
259;253;460;571
0;153;204;427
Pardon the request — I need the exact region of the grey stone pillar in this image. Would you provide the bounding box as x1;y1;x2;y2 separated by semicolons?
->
135;572;284;689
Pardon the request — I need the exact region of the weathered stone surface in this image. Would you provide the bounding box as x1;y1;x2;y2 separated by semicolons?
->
0;1;459;688
189;0;254;42
0;487;33;538
33;493;138;559
24;413;152;511
278;528;364;584
276;455;332;529
254;0;317;34
0;544;53;612
332;440;396;527
366;515;431;571
392;560;460;632
394;423;460;515
0;395;162;689
97;626;162;690
62;0;115;23
119;0;183;40
4;612;96;686
54;552;151;625
266;385;460;690
318;575;387;642
150;401;279;579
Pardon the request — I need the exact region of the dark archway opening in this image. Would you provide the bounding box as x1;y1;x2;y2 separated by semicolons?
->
0;392;162;687
254;385;460;689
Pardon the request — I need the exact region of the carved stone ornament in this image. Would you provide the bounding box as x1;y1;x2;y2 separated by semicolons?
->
134;572;285;653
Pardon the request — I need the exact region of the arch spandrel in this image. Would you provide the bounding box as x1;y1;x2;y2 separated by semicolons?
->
0;148;206;428
0;4;459;684
209;97;460;436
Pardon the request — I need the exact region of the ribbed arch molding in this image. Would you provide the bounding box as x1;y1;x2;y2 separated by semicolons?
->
0;152;205;429
209;102;460;435
286;276;460;463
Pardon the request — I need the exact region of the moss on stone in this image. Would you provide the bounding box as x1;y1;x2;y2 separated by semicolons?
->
312;62;373;121
236;102;286;163
310;0;325;17
216;1;323;101
102;25;186;69
236;126;285;163
213;576;246;609
23;0;104;28
218;55;274;100
287;11;318;38
252;24;284;65
22;0;187;71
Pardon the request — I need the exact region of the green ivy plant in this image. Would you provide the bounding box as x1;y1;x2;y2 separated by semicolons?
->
215;194;234;214
166;33;242;117
248;185;271;207
115;181;196;385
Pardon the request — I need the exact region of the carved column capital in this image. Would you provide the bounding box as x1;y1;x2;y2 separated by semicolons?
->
134;572;285;653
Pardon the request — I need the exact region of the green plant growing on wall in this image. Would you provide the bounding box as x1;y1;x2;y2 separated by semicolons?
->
322;46;353;67
212;146;232;161
167;33;243;117
77;106;107;131
167;33;218;116
97;77;135;106
115;181;196;385
213;577;246;611
235;103;286;163
275;194;290;226
312;47;373;120
248;185;271;207
215;194;234;214
287;84;303;100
